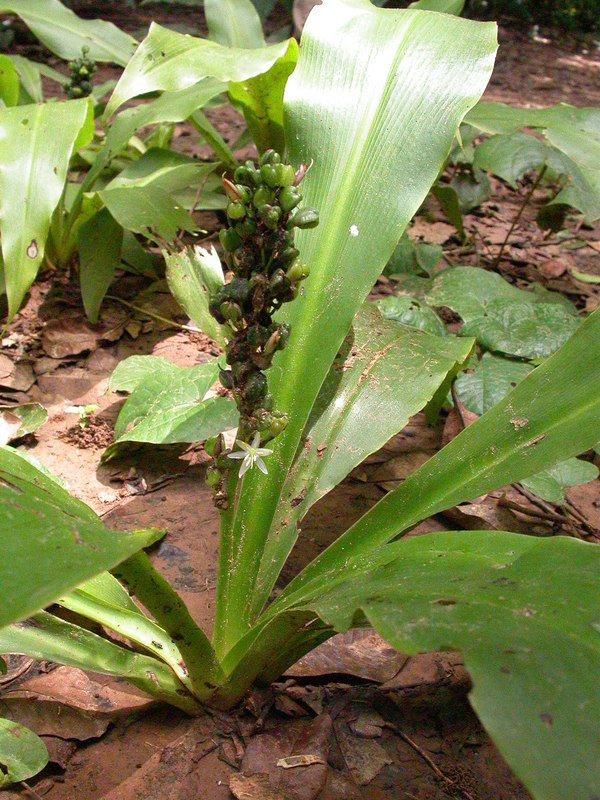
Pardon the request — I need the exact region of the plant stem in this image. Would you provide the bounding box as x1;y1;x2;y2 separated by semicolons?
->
493;164;547;269
113;552;224;699
213;469;240;659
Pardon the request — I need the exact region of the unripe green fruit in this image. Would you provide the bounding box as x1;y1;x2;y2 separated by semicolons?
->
219;369;234;390
206;467;222;487
285;259;304;282
282;246;300;263
260;165;279;189
227;201;246;221
288;208;319;229
253;186;273;210
269;268;286;291
278;164;296;187
259;149;281;167
234;165;257;186
261;205;282;229
235;185;252;204
220;301;242;323
245;372;268;402
219;228;242;252
234;218;256;240
279;186;301;212
79;66;89;77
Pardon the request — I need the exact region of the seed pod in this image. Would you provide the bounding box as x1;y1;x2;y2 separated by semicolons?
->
288;208;319;230
219;368;234;390
80;81;92;94
79;66;89;77
267;412;288;438
234;219;256;241
259;149;281;167
269;268;286;292
285;258;305;282
205;467;222;487
260;165;279;189
246;324;270;347
227;201;246;221
253;186;273;210
234;165;258;186
261;205;282;229
278;164;296;187
220;301;242;323
228;277;250;305
244;371;268;402
219;228;242;252
279;186;302;212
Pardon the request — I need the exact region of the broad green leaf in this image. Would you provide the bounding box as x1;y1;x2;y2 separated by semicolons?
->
249;305;473;618
105;148;217;196
450;168;491;211
6;55;43;103
204;0;266;48
410;0;465;11
0;55;19;107
521;457;598;505
121;230;161;278
551;161;600;222
461;298;579;359
217;0;497;651
105;23;294;118
374;295;447;335
384;234;442;277
0;718;48;787
0;403;47;439
0;611;199;713
427;265;524;321
455;352;532;415
0;0;137;65
189;108;237;167
431;183;466;240
0;446;161;629
99;185;195;243
271;306;600;613
78;208;123;323
111;357;238;445
109;354;176;394
0;98;94;319
473;132;553;189
228;38;298;153
309;531;600;800
165;247;229;347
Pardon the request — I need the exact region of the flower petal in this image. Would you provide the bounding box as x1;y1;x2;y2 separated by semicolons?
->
239;456;252;476
255;456;269;475
228;451;247;459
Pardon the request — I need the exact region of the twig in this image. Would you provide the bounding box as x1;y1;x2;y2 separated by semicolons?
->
20;782;45;800
493;164;547;269
105;294;203;333
396;729;476;800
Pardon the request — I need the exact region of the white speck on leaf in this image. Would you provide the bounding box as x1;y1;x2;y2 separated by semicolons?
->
350;225;359;237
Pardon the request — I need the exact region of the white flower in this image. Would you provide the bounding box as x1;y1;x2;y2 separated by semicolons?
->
227;432;273;476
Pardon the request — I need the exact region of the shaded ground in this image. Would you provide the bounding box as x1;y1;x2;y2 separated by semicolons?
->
1;3;599;799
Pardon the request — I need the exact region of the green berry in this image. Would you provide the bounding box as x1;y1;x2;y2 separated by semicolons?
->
253;186;273;210
261;205;282;229
227;201;247;221
260;165;279;189
219;228;242;252
285;259;305;282
259;149;281;167
278;164;296;187
288;208;319;230
279;186;302;212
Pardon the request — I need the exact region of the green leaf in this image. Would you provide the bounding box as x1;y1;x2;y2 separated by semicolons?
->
374;295;447;335
105;148;217;197
0;403;47;439
461;299;579;360
383;234;442;277
450;168;491;211
0;55;19;107
270;306;600;614
431;183;465;241
78;208;123;323
109;354;176;394
99;185;195;244
6;55;43;103
105;23;295;118
0;98;94;319
228;38;298;153
0;0;137;65
473;132;552;189
204;0;266;48
110;357;238;445
521;457;598;505
409;0;465;11
0;446;161;629
309;530;600;800
165;247;229;347
455;352;532;415
0;718;48;787
0;611;200;713
217;0;498;652
248;305;474;619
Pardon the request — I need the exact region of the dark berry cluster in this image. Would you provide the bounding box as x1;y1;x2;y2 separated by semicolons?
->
206;150;318;506
65;46;97;99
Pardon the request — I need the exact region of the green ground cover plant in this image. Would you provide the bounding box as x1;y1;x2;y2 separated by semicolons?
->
0;0;600;797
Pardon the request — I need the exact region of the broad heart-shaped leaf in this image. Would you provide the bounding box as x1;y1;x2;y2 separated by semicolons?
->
0;446;161;629
215;0;498;653
228;38;299;154
461;298;579;360
248;305;474;619
110;356;239;446
308;530;600;800
204;0;266;48
0;55;19;107
78;208;123;323
374;295;447;335
0;0;137;65
456;352;532;415
104;23;294;118
268;306;600;615
99;185;195;244
473;131;556;189
410;0;465;11
105;149;217;197
165;248;229;347
521;457;598;505
0;718;48;787
0;98;94;320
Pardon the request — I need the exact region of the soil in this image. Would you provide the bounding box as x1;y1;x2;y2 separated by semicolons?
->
1;3;599;799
